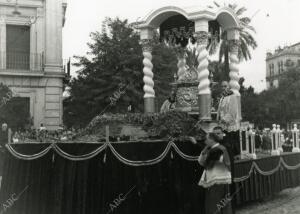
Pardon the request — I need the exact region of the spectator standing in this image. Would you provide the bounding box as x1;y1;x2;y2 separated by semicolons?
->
217;81;241;158
198;133;233;214
0;123;8;147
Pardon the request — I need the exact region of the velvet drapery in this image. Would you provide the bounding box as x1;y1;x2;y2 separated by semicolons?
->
0;142;204;214
1;142;300;214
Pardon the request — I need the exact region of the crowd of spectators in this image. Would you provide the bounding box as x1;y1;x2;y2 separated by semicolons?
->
254;128;295;153
6;123;78;144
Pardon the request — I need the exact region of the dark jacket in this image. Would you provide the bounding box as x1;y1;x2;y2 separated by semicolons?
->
0;130;8;147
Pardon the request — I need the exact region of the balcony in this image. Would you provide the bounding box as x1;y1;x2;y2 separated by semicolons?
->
0;51;44;74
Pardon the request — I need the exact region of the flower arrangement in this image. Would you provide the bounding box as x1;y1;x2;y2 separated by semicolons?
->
76;111;206;142
142;110;206;139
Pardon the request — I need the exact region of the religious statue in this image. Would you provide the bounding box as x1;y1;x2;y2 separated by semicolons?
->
160;91;176;113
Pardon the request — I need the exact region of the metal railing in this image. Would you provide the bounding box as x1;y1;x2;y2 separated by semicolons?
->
0;51;44;71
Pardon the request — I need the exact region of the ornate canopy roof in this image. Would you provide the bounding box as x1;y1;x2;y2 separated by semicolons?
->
138;5;240;30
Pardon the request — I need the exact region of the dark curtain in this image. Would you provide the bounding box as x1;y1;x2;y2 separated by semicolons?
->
1;143;300;214
0;142;205;214
234;153;300;205
0;144;54;214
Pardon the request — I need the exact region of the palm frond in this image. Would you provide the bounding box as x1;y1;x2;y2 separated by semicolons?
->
240;31;257;49
239;38;252;61
214;1;220;7
236;7;247;16
228;3;238;10
240;23;256;33
246;25;256;33
239;17;251;25
185;48;199;69
208;36;219;55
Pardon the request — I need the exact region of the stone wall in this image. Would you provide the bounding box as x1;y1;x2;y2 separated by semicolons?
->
0;75;63;130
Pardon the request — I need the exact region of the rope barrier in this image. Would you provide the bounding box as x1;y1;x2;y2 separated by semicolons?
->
171;142;198;161
234;157;300;182
107;141;172;166
52;143;108;161
5;144;52;160
5;142;300;180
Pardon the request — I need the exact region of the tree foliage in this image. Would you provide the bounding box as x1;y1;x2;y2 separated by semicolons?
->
241;66;300;128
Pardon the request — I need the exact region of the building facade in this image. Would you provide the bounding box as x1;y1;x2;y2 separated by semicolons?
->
0;0;67;130
266;42;300;89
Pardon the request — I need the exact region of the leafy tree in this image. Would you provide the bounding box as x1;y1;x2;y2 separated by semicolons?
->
64;17;176;128
241;65;300;128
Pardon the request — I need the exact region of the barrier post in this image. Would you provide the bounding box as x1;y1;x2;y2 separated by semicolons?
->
271;124;280;155
247;127;256;159
239;126;249;159
277;125;283;153
292;124;300;152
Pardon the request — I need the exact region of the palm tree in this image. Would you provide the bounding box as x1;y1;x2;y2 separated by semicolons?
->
210;2;257;80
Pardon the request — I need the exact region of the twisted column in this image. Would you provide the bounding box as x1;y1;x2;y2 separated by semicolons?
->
229;40;240;96
229;40;242;122
177;57;186;81
141;39;155;113
195;31;211;120
196;32;210;95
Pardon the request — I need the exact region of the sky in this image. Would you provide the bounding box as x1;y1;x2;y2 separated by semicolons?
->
62;0;300;92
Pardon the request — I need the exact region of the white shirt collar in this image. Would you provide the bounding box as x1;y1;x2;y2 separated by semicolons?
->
211;143;220;149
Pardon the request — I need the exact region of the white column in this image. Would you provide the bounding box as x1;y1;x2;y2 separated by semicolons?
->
177;58;186;81
227;28;242;122
228;40;240;96
0;16;6;69
271;124;280;155
36;8;44;54
239;128;248;159
140;28;155;113
248;127;256;159
227;29;240;96
44;0;63;72
292;124;300;152
277;125;283;153
194;19;211;120
30;21;37;70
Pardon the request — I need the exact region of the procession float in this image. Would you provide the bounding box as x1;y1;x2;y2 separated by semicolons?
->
1;5;300;214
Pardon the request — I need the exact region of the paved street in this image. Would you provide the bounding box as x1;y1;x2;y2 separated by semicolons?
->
237;186;300;214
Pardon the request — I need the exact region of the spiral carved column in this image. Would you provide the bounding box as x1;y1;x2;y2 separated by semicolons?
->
177;57;186;81
229;40;241;96
195;31;211;120
141;39;155;113
229;39;242;121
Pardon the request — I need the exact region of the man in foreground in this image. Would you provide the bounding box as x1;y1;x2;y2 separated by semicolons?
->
217;81;241;158
213;126;237;214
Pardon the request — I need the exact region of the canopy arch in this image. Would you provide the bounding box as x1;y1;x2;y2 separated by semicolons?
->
216;7;240;30
140;6;190;29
